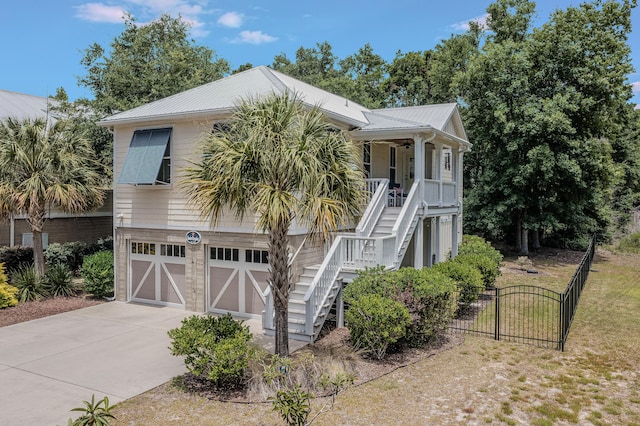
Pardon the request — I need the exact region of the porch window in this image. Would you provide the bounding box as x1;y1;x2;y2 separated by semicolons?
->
444;151;452;171
389;146;397;184
119;128;172;185
363;142;371;177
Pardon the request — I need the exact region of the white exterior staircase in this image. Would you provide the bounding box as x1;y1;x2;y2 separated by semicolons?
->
264;178;425;342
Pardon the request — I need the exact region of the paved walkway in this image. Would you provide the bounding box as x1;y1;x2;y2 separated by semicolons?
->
0;301;305;425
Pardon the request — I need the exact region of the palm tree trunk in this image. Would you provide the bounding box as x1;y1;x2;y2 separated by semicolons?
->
28;202;47;276
268;218;291;357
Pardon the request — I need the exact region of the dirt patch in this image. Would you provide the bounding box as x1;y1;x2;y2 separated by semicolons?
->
0;296;105;327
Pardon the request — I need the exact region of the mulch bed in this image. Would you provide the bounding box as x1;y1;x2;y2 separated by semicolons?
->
0;296;105;327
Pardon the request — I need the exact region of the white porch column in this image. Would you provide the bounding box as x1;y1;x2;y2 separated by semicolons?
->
451;215;459;258
413;135;425;189
435;216;441;264
434;142;443;206
414;217;424;268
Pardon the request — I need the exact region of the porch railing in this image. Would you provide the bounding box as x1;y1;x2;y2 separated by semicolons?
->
424;179;457;207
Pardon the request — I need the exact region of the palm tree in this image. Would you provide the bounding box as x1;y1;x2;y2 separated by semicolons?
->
183;93;364;356
0;117;106;275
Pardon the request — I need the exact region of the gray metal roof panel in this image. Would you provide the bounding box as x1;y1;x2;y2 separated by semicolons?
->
100;66;371;126
364;104;458;131
0;90;58;121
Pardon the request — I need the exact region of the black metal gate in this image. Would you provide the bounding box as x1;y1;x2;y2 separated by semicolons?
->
449;235;596;351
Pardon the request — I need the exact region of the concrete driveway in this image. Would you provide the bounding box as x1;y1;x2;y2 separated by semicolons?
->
0;301;302;426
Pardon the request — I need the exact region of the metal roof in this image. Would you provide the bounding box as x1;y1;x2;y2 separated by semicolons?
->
99;66;371;127
0;90;58;121
99;66;469;145
364;104;458;132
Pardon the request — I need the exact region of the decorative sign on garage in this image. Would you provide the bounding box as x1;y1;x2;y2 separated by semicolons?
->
185;230;202;245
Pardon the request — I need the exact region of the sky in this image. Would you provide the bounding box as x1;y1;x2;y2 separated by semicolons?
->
1;0;639;106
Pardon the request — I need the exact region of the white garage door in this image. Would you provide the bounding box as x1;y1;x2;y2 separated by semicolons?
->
207;246;269;318
129;241;186;308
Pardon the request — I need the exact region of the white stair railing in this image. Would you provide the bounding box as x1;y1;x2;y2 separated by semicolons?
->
391;181;421;261
356;178;388;237
266;179;424;339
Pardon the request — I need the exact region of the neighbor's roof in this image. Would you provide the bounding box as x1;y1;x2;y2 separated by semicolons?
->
98;66;371;127
0;90;57;121
98;66;468;144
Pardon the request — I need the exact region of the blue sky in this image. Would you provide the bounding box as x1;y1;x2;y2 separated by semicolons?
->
1;0;639;105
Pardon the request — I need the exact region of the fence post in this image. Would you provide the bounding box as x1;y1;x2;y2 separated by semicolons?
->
494;287;500;341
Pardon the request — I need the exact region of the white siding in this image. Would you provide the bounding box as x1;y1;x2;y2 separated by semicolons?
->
114;120;260;232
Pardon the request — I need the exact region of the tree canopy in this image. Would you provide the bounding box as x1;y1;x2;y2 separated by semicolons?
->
78;13;229;115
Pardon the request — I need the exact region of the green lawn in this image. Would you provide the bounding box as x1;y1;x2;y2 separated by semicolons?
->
111;249;640;425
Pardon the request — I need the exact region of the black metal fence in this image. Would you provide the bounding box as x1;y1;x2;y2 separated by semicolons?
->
449;235;596;351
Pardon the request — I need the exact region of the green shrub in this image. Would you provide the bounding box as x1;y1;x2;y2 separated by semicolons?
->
269;384;312;426
618;232;640;254
0;246;34;274
11;265;49;302
405;268;458;343
45;263;78;297
432;260;484;307
82;251;114;298
0;263;18;309
345;267;457;346
345;294;411;360
455;253;500;288
45;243;73;267
168;314;254;386
459;235;503;270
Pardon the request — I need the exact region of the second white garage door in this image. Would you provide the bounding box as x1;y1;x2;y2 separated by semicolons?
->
207;246;270;318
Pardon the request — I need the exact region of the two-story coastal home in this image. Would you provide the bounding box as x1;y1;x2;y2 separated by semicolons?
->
99;66;470;342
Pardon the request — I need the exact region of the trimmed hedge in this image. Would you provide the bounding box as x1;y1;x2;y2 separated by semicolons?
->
82;250;114;298
168;314;254;386
345;294;411;360
0;246;34;274
344;266;457;348
459;235;503;270
432;260;484;307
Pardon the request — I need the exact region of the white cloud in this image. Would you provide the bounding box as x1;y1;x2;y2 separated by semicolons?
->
451;14;488;32
75;0;213;37
232;30;277;45
632;81;640;94
218;11;244;28
74;3;128;23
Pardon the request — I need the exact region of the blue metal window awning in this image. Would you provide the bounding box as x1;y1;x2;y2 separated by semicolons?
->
119;128;172;185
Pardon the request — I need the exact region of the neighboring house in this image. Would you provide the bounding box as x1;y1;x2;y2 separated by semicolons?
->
99;66;471;342
0;90;113;247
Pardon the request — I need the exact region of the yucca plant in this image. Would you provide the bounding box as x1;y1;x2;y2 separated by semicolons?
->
69;394;115;426
12;264;48;302
45;263;77;297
